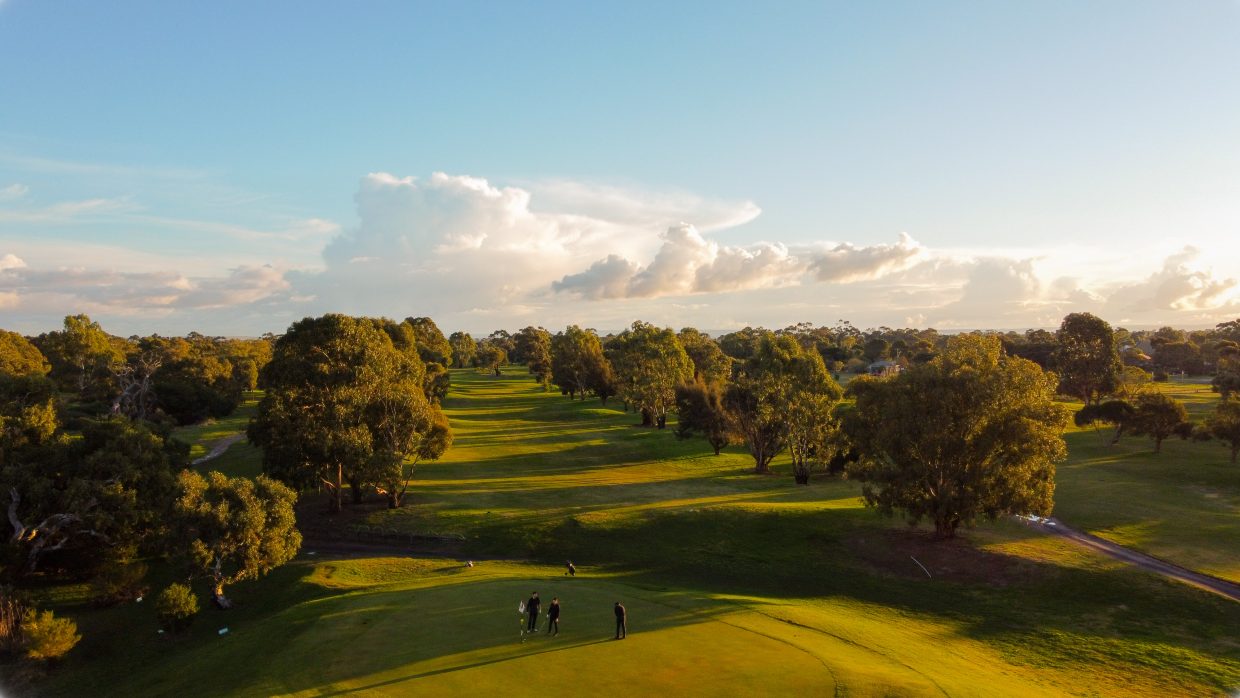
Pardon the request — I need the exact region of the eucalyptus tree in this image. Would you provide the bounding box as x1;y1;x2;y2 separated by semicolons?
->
448;331;476;368
550;326;611;401
724;332;841;477
248;315;451;512
845;334;1069;538
0;330;49;378
172;470;300;606
514;326;553;388
677;328;732;385
1054;312;1122;405
609;322;693;429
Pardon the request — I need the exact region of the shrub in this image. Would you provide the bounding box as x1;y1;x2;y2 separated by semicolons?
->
21;610;80;660
156;583;199;633
91;560;149;606
1153;369;1170;382
0;586;30;654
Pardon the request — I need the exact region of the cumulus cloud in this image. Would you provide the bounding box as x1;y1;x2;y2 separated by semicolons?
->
1104;247;1237;313
0;261;290;316
554;225;921;300
0;253;25;271
3;170;1239;336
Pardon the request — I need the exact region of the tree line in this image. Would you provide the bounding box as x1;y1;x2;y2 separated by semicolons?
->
2;309;1238;666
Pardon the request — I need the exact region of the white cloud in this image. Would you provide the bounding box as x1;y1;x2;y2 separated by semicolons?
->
0;262;291;317
1104;246;1237;313
0;197;137;223
1;170;1238;336
554;225;921;300
0;253;25;271
0;183;29;201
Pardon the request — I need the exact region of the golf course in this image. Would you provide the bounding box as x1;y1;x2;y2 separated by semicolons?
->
17;368;1240;697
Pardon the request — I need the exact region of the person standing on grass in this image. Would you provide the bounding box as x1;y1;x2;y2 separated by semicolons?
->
526;591;541;632
566;560;576;576
547;597;561;636
614;601;626;639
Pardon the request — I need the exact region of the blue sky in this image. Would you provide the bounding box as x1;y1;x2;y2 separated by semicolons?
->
2;1;1239;336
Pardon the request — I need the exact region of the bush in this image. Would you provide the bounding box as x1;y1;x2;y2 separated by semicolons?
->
0;586;30;654
21;610;80;660
1153;369;1170;382
156;583;199;633
91;559;149;606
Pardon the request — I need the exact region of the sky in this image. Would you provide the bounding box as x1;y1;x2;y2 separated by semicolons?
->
2;1;1239;337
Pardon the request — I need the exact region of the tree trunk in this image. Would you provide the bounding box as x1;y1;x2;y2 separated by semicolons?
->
656;414;666;430
933;517;957;539
793;468;810;485
349;476;363;505
1154;437;1164;453
387;491;400;509
640;408;653;427
329;463;343;513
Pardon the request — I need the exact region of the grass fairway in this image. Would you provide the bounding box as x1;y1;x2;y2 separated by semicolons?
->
20;370;1240;697
1054;380;1240;582
171;391;263;479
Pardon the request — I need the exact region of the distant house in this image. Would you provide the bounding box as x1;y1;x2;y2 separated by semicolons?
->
868;360;901;377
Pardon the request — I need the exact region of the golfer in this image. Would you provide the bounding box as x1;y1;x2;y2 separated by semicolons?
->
547;597;561;636
614;601;626;639
525;591;541;632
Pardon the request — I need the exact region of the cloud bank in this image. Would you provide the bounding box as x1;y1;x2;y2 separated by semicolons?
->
2;171;1238;335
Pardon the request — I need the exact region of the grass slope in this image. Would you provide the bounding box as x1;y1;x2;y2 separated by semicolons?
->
1054;380;1240;582
19;370;1240;697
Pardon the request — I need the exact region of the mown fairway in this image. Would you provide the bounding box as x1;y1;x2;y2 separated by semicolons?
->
1054;380;1240;583
29;370;1240;697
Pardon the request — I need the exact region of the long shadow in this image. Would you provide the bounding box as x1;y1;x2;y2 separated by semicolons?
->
315;638;616;696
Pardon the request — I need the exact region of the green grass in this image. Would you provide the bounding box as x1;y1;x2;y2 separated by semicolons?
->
1054;380;1240;582
15;370;1240;697
171;391;263;479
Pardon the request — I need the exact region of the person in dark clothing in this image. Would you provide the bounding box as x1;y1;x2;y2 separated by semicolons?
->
566;560;576;576
547;597;561;636
526;592;541;632
613;601;626;639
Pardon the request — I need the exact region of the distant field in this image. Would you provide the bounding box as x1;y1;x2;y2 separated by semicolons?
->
171;391;263;479
31;369;1236;697
1054;380;1240;583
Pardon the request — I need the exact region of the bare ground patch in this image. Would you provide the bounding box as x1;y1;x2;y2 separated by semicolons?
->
844;528;1046;586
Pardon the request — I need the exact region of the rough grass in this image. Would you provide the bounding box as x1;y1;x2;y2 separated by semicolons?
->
16;370;1240;697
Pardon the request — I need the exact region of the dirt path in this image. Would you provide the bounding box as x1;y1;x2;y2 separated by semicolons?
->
191;434;244;466
1030;517;1240;602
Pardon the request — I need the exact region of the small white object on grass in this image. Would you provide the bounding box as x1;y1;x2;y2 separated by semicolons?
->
467;560;474;567
218;627;230;636
910;556;932;579
157;629;164;634
307;551;317;556
135;596;143;603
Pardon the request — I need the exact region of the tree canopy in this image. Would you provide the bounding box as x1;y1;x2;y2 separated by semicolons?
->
608;322;693;428
845;334;1069;538
248;314;451;512
172;470;301;604
1054;312;1121;405
551;326;612;401
1202;396;1240;463
0;331;50;378
1126;392;1192;453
